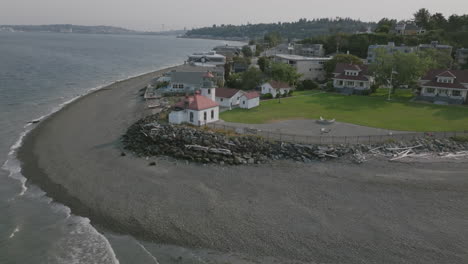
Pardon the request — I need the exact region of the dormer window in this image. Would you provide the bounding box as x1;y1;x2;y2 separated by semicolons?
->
345;70;359;76
437;77;454;84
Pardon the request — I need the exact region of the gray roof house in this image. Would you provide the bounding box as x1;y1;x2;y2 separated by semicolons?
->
367;42;417;63
455;48;468;68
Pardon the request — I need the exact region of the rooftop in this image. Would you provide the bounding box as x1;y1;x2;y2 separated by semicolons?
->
215;87;241;98
275;54;331;61
174;93;219;111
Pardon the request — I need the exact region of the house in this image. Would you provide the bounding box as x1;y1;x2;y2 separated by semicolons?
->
332;63;374;95
455;48;468;69
163;71;206;92
213;45;242;58
215;87;244;108
261;81;293;97
239;91;260;109
418;41;453;56
393;22;425;35
418;69;468;104
274;54;331;81
367;42;417;64
174;64;225;86
187;51;226;66
168;73;219;126
291;44;325;57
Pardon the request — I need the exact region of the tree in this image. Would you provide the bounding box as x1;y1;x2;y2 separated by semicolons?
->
324;54;363;77
370;48;432;90
264;32;282;47
418;49;453;69
269;62;302;85
429;13;447;30
414;8;431;29
375;18;397;33
257;57;271;72
241;45;253;58
239;68;264;90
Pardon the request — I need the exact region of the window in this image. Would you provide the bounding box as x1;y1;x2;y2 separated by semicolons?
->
204;112;207;121
243;100;246;105
338;80;343;86
220;98;224;102
452;90;461;96
346;81;354;86
211;110;214;119
208;89;211;94
189;112;194;122
359;82;364;87
426;88;435;94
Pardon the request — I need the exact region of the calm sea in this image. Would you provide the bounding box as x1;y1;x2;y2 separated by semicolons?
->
0;32;239;264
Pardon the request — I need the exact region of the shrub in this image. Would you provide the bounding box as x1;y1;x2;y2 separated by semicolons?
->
296;79;319;90
325;81;335;92
370;84;379;93
261;93;273;100
288;90;293;96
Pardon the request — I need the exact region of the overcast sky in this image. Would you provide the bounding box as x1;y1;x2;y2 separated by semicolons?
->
2;0;467;31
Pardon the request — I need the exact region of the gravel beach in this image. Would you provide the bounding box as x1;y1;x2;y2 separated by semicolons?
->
18;68;468;263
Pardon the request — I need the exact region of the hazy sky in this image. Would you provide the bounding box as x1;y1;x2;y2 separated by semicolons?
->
2;0;467;31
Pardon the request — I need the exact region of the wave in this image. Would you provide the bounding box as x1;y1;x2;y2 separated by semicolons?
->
0;65;176;264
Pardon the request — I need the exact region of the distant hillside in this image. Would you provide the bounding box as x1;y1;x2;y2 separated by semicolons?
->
0;24;136;34
184;18;376;40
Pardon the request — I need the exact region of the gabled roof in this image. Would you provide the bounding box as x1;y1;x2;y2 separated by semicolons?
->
266;80;291;89
174;94;219;111
333;63;369;75
422;69;468;83
421;69;468;90
437;71;456;78
333;74;369;81
170;72;204;85
242;91;260;99
215;87;241;98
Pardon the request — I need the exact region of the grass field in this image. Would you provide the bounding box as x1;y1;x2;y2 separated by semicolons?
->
220;90;468;131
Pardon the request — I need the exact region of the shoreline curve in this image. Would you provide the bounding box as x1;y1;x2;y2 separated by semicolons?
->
18;66;468;263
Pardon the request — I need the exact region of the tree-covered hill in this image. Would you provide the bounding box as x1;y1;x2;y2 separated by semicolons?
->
184;18;376;40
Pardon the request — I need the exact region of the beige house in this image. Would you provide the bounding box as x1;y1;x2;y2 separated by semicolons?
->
418;69;468;104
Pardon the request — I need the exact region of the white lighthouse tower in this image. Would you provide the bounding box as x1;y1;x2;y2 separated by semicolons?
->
200;71;216;101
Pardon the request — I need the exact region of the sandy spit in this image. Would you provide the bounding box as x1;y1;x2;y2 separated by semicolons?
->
18;67;468;263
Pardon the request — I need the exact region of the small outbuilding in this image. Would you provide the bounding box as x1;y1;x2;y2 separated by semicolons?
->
239;91;260;109
261;81;292;98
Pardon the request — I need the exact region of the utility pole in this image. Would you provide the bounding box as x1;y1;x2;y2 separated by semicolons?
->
388;67;397;101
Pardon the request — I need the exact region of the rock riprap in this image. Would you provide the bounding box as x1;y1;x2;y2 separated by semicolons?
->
122;115;468;165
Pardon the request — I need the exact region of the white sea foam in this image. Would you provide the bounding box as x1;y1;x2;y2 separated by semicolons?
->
9;226;20;238
1;66;180;264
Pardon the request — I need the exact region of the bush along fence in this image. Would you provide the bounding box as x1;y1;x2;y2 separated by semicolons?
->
207;123;468;145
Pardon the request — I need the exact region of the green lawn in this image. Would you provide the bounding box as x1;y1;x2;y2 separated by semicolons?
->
221;91;468;131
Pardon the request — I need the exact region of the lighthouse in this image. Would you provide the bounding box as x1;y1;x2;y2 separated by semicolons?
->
200;71;216;101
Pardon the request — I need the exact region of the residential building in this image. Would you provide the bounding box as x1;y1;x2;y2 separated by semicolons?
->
274;54;331;81
455;48;468;69
187;51;226;66
292;44;325;57
168;73;219;126
163;71;206;92
261;81;293;97
212;45;242;58
173;64;225;86
418;41;453;56
215;87;244;108
393;22;425;35
332;63;374;95
239;92;260;109
418;69;468;104
367;42;417;63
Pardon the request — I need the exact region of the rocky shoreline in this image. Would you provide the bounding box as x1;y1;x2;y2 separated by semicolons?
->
123;115;468;165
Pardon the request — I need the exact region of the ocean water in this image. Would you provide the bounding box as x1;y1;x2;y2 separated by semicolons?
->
0;32;239;264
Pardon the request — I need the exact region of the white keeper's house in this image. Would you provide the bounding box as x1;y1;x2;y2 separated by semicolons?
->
168;72;220;126
215;87;244;109
261;81;293;98
418;69;468;104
